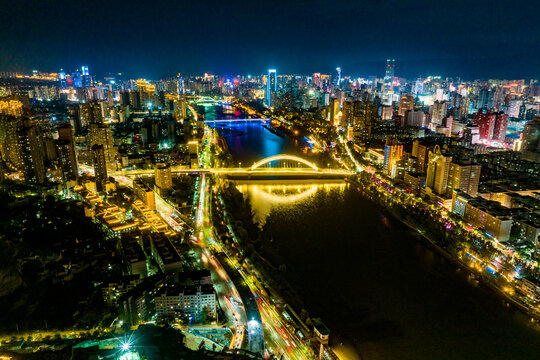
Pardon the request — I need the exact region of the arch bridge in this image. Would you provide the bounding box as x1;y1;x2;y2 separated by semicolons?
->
111;154;354;178
193;96;222;106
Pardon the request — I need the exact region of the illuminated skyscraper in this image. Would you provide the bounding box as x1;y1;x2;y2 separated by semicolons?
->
59;71;67;89
265;69;277;107
335;67;342;87
177;73;184;95
425;145;453;195
383;139;403;173
329;98;340;126
384;59;395;88
72;71;82;88
81;66;91;87
383;59;395;104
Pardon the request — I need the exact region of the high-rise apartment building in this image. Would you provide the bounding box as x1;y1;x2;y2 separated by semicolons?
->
329;98;340;126
155;163;172;192
17;125;46;183
341;101;353;128
56;123;78;181
474;110;508;142
493;113;508;142
447;163;481;197
430;101;448;127
0;115;23;169
91;144;107;192
398;94;414;117
89;123;116;170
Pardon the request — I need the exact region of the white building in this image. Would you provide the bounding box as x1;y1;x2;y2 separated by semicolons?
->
155;284;217;321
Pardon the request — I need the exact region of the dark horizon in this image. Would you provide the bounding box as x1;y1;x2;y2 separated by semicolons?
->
1;0;538;80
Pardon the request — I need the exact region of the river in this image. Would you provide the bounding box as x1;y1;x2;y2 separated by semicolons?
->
205;106;540;359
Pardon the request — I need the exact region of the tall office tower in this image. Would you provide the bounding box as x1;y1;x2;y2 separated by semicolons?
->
474;110;496;141
425;145;453;195
383;59;395;103
430;101;448;127
383;139;403;173
329;98;340;126
265;69;277;107
447;163;481;197
384;59;395;87
72;71;83;88
56;123;78;180
59;71;67;89
155;163;172;191
341;100;353;128
335;67;342;87
0;115;23;169
81;66;91;87
493;113;509;142
91;144;107;192
398;94;414;117
313;73;321;88
17;125;46;183
177;73;184;95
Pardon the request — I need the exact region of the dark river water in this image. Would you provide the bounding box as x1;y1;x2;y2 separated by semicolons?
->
206;106;540;359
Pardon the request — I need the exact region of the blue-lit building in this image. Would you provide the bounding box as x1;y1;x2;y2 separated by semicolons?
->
72;71;82;88
81;66;91;87
59;71;67;89
177;73;184;95
265;69;277;107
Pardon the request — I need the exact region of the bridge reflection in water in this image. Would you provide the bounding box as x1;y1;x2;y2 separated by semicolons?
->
235;180;347;226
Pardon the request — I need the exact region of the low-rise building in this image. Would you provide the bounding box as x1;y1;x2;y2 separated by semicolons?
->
155;284;217;321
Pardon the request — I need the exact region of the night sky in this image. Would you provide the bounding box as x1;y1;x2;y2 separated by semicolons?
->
0;0;538;79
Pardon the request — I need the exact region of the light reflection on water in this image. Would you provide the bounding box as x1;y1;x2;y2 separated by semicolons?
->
235;180;346;227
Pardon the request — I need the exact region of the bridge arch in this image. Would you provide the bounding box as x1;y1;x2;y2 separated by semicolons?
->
249;154;319;171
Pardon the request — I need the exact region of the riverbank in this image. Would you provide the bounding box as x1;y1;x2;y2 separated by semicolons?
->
347;177;540;326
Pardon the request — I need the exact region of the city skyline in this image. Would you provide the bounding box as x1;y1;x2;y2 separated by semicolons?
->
1;0;539;79
1;1;540;359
